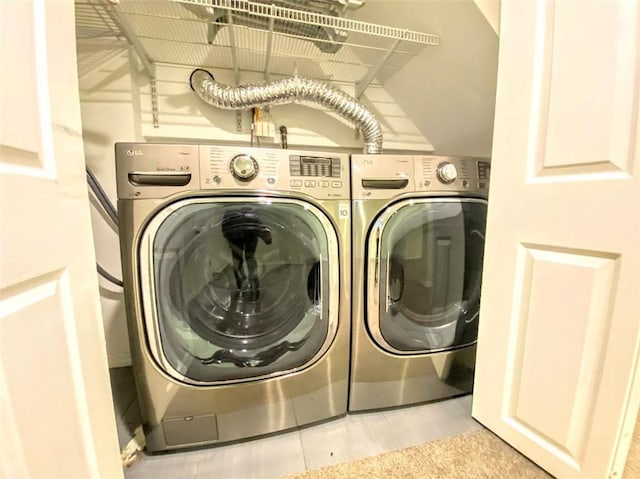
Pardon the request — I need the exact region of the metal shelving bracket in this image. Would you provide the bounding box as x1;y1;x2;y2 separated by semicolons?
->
106;0;160;127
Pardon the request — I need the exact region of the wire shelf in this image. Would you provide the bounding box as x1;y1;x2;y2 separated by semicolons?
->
75;0;438;85
173;0;440;45
76;0;121;38
75;0;439;130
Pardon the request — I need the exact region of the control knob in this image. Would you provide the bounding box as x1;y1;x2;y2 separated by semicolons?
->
230;154;258;181
436;162;458;184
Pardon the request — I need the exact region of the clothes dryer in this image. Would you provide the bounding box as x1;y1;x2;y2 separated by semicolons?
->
116;143;351;450
349;154;489;411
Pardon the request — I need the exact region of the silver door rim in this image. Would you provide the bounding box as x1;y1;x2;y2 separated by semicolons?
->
139;196;341;385
366;197;487;356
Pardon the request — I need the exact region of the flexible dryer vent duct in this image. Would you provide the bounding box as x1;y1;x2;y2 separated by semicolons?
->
190;69;383;154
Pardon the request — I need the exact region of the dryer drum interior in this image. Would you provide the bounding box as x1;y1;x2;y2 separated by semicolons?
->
147;200;331;383
376;200;487;352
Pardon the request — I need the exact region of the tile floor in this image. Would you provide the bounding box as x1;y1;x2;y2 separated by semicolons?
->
109;367;482;479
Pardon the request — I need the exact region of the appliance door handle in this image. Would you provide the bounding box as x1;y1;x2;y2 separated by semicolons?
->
361;178;409;190
373;225;381;289
128;171;192;186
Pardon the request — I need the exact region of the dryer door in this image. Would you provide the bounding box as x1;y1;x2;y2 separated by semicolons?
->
366;198;487;354
138;197;339;384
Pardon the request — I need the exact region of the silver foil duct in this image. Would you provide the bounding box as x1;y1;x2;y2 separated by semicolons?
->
190;69;383;154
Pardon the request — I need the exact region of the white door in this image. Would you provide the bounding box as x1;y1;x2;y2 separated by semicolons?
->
473;1;640;478
0;1;123;478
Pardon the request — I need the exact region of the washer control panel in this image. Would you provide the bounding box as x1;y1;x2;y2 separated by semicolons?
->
200;145;349;200
115;143;349;200
414;155;490;193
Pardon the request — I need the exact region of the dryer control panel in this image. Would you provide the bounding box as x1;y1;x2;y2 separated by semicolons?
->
414;155;489;193
351;154;490;200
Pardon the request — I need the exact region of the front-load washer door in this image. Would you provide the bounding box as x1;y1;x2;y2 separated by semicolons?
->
138;197;339;385
366;198;487;354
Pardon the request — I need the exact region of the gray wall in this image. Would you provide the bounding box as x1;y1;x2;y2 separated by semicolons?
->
354;0;500;157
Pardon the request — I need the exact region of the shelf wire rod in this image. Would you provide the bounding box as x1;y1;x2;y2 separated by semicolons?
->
264;11;276;82
106;1;159;127
355;35;404;99
226;11;241;85
106;1;155;79
226;10;243;132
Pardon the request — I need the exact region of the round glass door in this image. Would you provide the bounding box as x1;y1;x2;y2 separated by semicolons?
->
139;197;338;384
368;198;487;353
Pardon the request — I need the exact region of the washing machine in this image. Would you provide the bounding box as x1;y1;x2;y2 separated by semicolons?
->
115;143;351;451
348;154;489;412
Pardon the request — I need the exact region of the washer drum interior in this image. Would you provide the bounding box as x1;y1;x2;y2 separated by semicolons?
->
145;200;333;383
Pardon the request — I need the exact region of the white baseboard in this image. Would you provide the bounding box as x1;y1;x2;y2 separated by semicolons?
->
108;352;132;368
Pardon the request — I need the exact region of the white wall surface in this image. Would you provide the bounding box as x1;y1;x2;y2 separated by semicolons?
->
474;0;501;33
138;65;435;152
356;0;500;157
80;50;142;367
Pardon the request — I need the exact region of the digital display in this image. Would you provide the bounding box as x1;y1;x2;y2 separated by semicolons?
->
477;161;491;180
289;155;341;178
301;156;331;165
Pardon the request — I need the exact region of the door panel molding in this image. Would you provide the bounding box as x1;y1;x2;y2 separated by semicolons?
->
504;244;619;469
527;0;639;180
0;0;55;178
473;1;640;477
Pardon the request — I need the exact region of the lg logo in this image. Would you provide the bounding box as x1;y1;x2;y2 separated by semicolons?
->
126;149;144;157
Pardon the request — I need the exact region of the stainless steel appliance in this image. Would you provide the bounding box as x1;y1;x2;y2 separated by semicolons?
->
349;154;489;411
116;143;351;451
